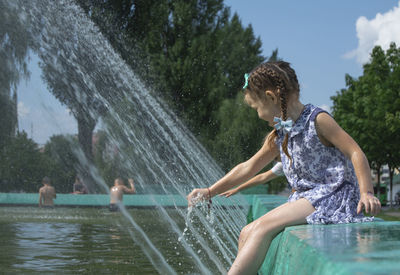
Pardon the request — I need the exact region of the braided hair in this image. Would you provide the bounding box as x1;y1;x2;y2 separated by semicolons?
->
245;61;300;161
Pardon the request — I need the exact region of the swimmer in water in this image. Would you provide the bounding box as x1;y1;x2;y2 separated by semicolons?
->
109;178;136;211
38;176;56;208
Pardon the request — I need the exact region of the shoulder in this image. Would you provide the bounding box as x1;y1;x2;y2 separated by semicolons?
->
314;111;339;132
308;105;329;121
314;111;354;148
314;112;337;146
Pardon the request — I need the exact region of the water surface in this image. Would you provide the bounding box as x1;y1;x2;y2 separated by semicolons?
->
0;207;208;274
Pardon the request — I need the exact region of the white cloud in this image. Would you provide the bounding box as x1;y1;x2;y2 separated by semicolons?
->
17;101;30;118
319;104;331;114
344;1;400;64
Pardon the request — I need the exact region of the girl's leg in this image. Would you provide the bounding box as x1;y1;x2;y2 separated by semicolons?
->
229;198;315;275
237;201;291;253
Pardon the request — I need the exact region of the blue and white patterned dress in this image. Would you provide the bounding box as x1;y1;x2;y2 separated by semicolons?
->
276;104;373;224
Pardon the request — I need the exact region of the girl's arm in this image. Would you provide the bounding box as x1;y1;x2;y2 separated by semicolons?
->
220;170;278;197
187;139;279;205
315;113;381;215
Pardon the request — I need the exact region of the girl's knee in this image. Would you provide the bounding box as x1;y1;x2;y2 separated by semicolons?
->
252;216;284;238
240;223;253;239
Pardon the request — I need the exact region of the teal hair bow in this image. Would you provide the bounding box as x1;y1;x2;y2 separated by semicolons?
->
273;117;293;133
243;73;249;89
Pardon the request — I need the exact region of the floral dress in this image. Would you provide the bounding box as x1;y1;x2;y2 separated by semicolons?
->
276;104;373;224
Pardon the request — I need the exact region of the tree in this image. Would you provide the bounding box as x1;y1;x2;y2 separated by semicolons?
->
76;0;266;169
30;9;108;163
0;0;31;150
1;0;116;191
332;76;386;196
380;43;400;205
93;130;125;187
332;43;400;205
212;92;267;170
212;50;280;171
0;132;48;192
43;135;81;193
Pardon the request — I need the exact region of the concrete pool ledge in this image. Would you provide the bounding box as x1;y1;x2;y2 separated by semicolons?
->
251;195;400;275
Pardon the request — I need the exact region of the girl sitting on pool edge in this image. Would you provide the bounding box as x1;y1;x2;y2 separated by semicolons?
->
187;61;381;275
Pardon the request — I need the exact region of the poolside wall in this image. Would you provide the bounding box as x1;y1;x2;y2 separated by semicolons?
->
251;195;400;275
0;193;253;208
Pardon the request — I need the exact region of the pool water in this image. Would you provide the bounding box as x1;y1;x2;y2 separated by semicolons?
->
0;207;211;274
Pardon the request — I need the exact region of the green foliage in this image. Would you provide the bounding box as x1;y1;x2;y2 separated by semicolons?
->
1;1;286;194
0;0;31;149
43;135;81;193
77;0;264;154
211;92;269;170
0;130;126;193
331;43;400;203
93;130;124;187
267;178;288;195
0;132;47;192
76;0;287;192
42;132;127;193
0;133;86;193
211;49;280;171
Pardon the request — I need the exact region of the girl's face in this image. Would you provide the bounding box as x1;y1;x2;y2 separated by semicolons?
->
244;91;280;126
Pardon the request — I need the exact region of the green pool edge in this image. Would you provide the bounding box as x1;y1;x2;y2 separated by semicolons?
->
250;194;400;275
0;192;255;208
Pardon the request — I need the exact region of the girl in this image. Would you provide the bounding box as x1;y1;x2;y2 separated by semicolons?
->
186;61;381;275
220;162;284;198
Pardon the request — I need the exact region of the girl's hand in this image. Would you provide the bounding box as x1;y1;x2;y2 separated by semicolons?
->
357;192;381;215
220;188;239;198
186;188;210;207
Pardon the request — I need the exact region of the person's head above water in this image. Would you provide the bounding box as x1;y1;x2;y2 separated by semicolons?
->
114;177;124;186
243;61;301;160
42;176;51;185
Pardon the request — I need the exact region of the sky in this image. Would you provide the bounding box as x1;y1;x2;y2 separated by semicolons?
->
17;0;400;145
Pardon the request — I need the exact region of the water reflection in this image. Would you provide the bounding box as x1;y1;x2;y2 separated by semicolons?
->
292;222;400;267
0;223;19;270
0;207;206;273
13;222;81;272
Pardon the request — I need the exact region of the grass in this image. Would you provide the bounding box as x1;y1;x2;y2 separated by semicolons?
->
375;213;400;221
367;207;400;221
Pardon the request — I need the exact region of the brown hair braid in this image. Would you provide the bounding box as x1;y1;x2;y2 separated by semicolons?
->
244;61;300;162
